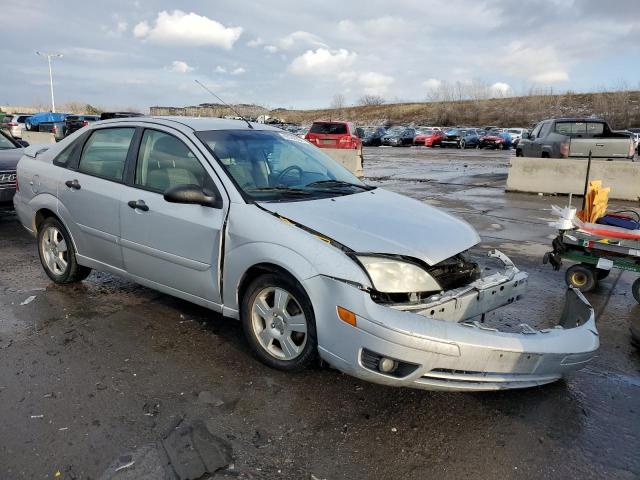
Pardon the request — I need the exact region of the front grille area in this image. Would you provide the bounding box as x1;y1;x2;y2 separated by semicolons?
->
0;170;17;190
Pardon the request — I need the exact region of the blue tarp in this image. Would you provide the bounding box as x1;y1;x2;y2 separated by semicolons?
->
25;112;68;127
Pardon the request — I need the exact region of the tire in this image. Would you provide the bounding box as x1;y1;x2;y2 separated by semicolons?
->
542;152;550;158
565;264;597;293
240;273;317;371
37;217;91;284
632;278;640;304
516;149;523;157
596;269;610;280
459;140;466;149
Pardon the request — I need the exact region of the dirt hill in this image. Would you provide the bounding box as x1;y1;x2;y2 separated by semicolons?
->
271;91;640;129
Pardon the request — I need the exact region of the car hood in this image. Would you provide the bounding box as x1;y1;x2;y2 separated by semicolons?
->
258;188;480;265
0;148;24;170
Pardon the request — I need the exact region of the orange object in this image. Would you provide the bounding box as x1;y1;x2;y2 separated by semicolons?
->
337;306;357;326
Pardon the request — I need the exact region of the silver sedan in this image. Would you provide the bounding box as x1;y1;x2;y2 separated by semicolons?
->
13;117;599;391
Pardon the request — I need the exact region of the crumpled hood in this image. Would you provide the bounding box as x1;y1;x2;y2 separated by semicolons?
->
259;188;480;265
0;148;24;170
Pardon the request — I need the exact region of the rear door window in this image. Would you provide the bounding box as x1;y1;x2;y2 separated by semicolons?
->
555;122;604;137
309;123;347;134
78;128;135;182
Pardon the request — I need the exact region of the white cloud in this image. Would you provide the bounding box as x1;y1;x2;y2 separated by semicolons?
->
231;67;246;75
215;65;227;73
133;10;242;49
422;78;442;90
490;82;512;95
358;72;395;96
289;48;357;76
277;31;327;50
499;41;569;84
247;37;263;47
338;16;415;41
115;21;128;34
264;45;278;53
168;60;194;73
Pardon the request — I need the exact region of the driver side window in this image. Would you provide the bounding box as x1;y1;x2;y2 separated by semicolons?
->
530;123;543;140
135;129;213;193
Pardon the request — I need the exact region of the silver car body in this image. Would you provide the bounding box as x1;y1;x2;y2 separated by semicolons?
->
13;117;599;391
1;114;32;139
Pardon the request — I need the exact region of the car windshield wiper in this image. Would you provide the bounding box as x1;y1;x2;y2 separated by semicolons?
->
305;180;374;190
246;186;312;196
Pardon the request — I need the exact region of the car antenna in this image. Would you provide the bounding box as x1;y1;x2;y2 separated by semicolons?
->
194;79;253;129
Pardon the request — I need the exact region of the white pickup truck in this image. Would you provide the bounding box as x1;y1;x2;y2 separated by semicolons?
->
516;118;636;160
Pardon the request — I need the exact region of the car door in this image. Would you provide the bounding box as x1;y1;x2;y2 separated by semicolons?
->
523;122;543;157
57;127;137;270
119;127;226;305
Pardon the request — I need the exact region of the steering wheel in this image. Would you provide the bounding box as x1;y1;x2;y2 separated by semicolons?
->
275;165;303;185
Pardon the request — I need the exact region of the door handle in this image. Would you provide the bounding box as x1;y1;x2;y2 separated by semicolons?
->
127;199;149;212
65;179;81;190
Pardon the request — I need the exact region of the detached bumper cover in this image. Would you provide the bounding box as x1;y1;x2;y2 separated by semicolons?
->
308;251;598;392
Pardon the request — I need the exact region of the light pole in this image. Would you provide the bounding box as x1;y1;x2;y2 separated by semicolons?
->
36;51;63;112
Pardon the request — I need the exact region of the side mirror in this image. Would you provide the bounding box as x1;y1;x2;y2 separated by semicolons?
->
16;140;29;147
163;184;219;208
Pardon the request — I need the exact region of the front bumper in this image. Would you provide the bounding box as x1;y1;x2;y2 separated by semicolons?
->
307;252;598;392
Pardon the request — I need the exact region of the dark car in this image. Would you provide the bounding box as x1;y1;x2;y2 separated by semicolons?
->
382;127;415;146
361;126;386;146
0;130;28;210
440;128;481;149
99;112;145;120
65;115;100;136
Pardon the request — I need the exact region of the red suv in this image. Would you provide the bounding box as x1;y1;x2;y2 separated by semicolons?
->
305;121;362;149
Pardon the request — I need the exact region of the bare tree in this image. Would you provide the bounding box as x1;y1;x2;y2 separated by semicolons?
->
330;94;346;110
358;94;385;106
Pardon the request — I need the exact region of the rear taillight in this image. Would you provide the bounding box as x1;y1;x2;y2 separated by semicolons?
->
82;121;89;126
560;141;569;158
629;141;635;158
8;122;18;127
52;126;58;133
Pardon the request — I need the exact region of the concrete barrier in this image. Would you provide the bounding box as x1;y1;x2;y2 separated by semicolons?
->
506;157;640;201
22;131;56;145
322;147;363;176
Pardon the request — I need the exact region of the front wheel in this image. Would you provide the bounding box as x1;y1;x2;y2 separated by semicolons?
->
241;273;317;371
37;217;92;284
632;278;640;304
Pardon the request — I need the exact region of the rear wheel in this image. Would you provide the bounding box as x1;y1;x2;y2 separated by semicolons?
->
565;264;597;292
459;140;466;149
516;149;523;157
241;273;317;371
37;217;91;284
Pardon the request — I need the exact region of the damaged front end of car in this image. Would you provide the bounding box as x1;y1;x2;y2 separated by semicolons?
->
313;248;598;392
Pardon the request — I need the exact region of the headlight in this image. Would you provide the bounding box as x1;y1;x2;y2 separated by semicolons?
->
357;256;442;293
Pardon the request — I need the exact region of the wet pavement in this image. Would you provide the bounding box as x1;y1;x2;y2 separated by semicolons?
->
1;146;639;479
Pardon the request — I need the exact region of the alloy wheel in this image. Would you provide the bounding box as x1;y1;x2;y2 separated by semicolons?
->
41;226;68;275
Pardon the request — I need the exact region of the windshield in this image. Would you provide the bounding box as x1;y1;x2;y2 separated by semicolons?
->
385;127;404;135
416;129;434;135
309;122;347;135
0;133;16;149
195;129;370;201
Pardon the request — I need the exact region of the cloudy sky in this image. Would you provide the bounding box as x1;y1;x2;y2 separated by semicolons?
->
2;0;639;111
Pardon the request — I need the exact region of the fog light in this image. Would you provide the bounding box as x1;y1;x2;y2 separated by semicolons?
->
378;357;397;373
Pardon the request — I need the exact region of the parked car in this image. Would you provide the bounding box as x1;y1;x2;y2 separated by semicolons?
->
479;130;512;150
413;128;445;147
25;112;69;131
99;112;145;120
305;121;362;149
360;126;386;146
65;115;100;136
381;127;415;146
0;130;28;210
516;118;636;159
12;116;598;391
440;128;481;149
38;121;67;141
0;113;32;138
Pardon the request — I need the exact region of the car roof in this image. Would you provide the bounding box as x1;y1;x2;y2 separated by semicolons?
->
97;116;279;132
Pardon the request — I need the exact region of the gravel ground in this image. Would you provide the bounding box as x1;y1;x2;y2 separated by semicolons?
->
0;146;638;479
